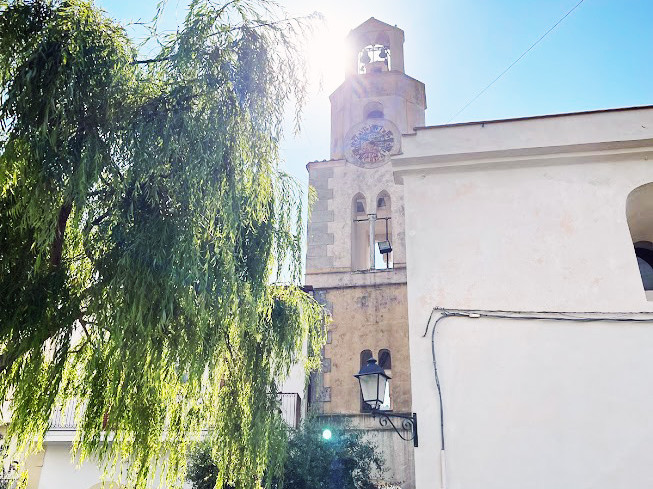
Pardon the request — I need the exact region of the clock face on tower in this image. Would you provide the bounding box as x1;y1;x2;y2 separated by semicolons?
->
344;119;401;168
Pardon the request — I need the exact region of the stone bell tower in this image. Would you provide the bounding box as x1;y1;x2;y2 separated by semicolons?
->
305;18;426;489
330;17;426;160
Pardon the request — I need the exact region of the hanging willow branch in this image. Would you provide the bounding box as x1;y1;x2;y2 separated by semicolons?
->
0;1;324;488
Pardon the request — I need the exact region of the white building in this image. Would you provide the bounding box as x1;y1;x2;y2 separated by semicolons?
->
393;106;653;489
2;370;306;489
314;15;653;489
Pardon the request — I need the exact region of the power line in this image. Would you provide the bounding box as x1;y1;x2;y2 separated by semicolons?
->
424;305;653;453
445;0;586;124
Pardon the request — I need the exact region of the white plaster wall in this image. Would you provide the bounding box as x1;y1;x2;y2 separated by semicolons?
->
417;316;653;489
37;443;192;489
403;158;653;312
279;354;306;398
395;108;653;489
37;444;105;489
279;340;308;421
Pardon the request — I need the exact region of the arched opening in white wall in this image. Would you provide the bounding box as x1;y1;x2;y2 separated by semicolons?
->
626;182;653;300
374;191;393;270
352;193;370;271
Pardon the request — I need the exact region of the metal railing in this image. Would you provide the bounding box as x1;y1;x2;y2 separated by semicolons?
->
48;394;303;431
48;399;81;430
278;393;301;429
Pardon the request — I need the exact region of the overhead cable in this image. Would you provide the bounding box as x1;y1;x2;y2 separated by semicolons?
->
445;0;586;124
425;305;653;453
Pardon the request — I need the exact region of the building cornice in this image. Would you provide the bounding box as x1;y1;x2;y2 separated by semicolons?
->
393;140;653;183
393;106;653;183
415;104;653;131
305;267;407;290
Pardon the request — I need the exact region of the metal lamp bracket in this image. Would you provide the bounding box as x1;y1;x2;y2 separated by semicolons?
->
370;410;418;447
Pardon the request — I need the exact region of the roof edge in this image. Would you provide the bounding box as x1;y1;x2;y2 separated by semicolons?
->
417;105;653;131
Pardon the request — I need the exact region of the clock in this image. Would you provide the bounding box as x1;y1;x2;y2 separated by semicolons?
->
344;118;401;168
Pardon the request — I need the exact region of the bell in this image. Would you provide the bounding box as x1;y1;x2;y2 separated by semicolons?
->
379;46;388;59
360;49;371;64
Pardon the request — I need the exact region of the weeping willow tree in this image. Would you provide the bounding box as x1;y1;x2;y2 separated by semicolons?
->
0;0;325;487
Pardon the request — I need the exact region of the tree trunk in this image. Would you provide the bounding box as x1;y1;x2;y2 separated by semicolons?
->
51;201;72;267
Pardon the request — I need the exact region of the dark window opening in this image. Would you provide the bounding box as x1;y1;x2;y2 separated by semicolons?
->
378;349;391;369
635;241;653;290
377;349;391;411
359;349;373;412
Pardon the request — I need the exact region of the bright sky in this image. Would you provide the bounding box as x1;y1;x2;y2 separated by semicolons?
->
98;0;653;193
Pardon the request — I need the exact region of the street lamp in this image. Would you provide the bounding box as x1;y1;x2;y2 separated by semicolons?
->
354;357;390;409
354;357;418;447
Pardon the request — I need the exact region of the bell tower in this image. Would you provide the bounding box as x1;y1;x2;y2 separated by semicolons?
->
330;17;427;161
305;18;423;489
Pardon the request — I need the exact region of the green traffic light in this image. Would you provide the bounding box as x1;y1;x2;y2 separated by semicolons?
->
322;428;332;440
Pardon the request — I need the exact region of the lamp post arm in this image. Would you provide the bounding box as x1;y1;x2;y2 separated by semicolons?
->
370;410;418;447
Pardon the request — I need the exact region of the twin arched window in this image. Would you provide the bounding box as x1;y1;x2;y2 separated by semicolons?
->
351;191;393;271
359;349;392;411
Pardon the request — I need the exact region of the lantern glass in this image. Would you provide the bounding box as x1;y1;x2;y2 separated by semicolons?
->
355;358;391;410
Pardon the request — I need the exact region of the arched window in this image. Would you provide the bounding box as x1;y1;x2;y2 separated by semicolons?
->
357;33;391;74
352;193;370;271
626;183;653;299
351;191;394;272
364;101;384;120
360;349;373;365
374;191;393;270
377;349;391;411
360;349;373;412
378;349;391;369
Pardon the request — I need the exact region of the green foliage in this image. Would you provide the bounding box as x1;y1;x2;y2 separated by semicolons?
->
0;1;325;488
279;417;384;489
187;440;221;489
188;417;385;489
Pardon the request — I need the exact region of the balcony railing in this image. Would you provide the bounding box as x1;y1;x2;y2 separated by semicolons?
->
48;394;303;431
278;393;301;429
48;399;81;430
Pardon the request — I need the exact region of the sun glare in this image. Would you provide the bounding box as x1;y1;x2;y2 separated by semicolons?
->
304;17;350;94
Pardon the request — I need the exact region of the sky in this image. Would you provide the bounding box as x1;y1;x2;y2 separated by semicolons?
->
97;0;653;195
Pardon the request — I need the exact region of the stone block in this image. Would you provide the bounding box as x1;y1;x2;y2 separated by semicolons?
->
308;221;328;235
307;244;328;258
308;233;335;246
316;387;331;402
306;255;335;271
313;290;327;303
311;199;330;212
309;210;334;223
309;167;334;186
322;358;331;373
317;188;334;200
